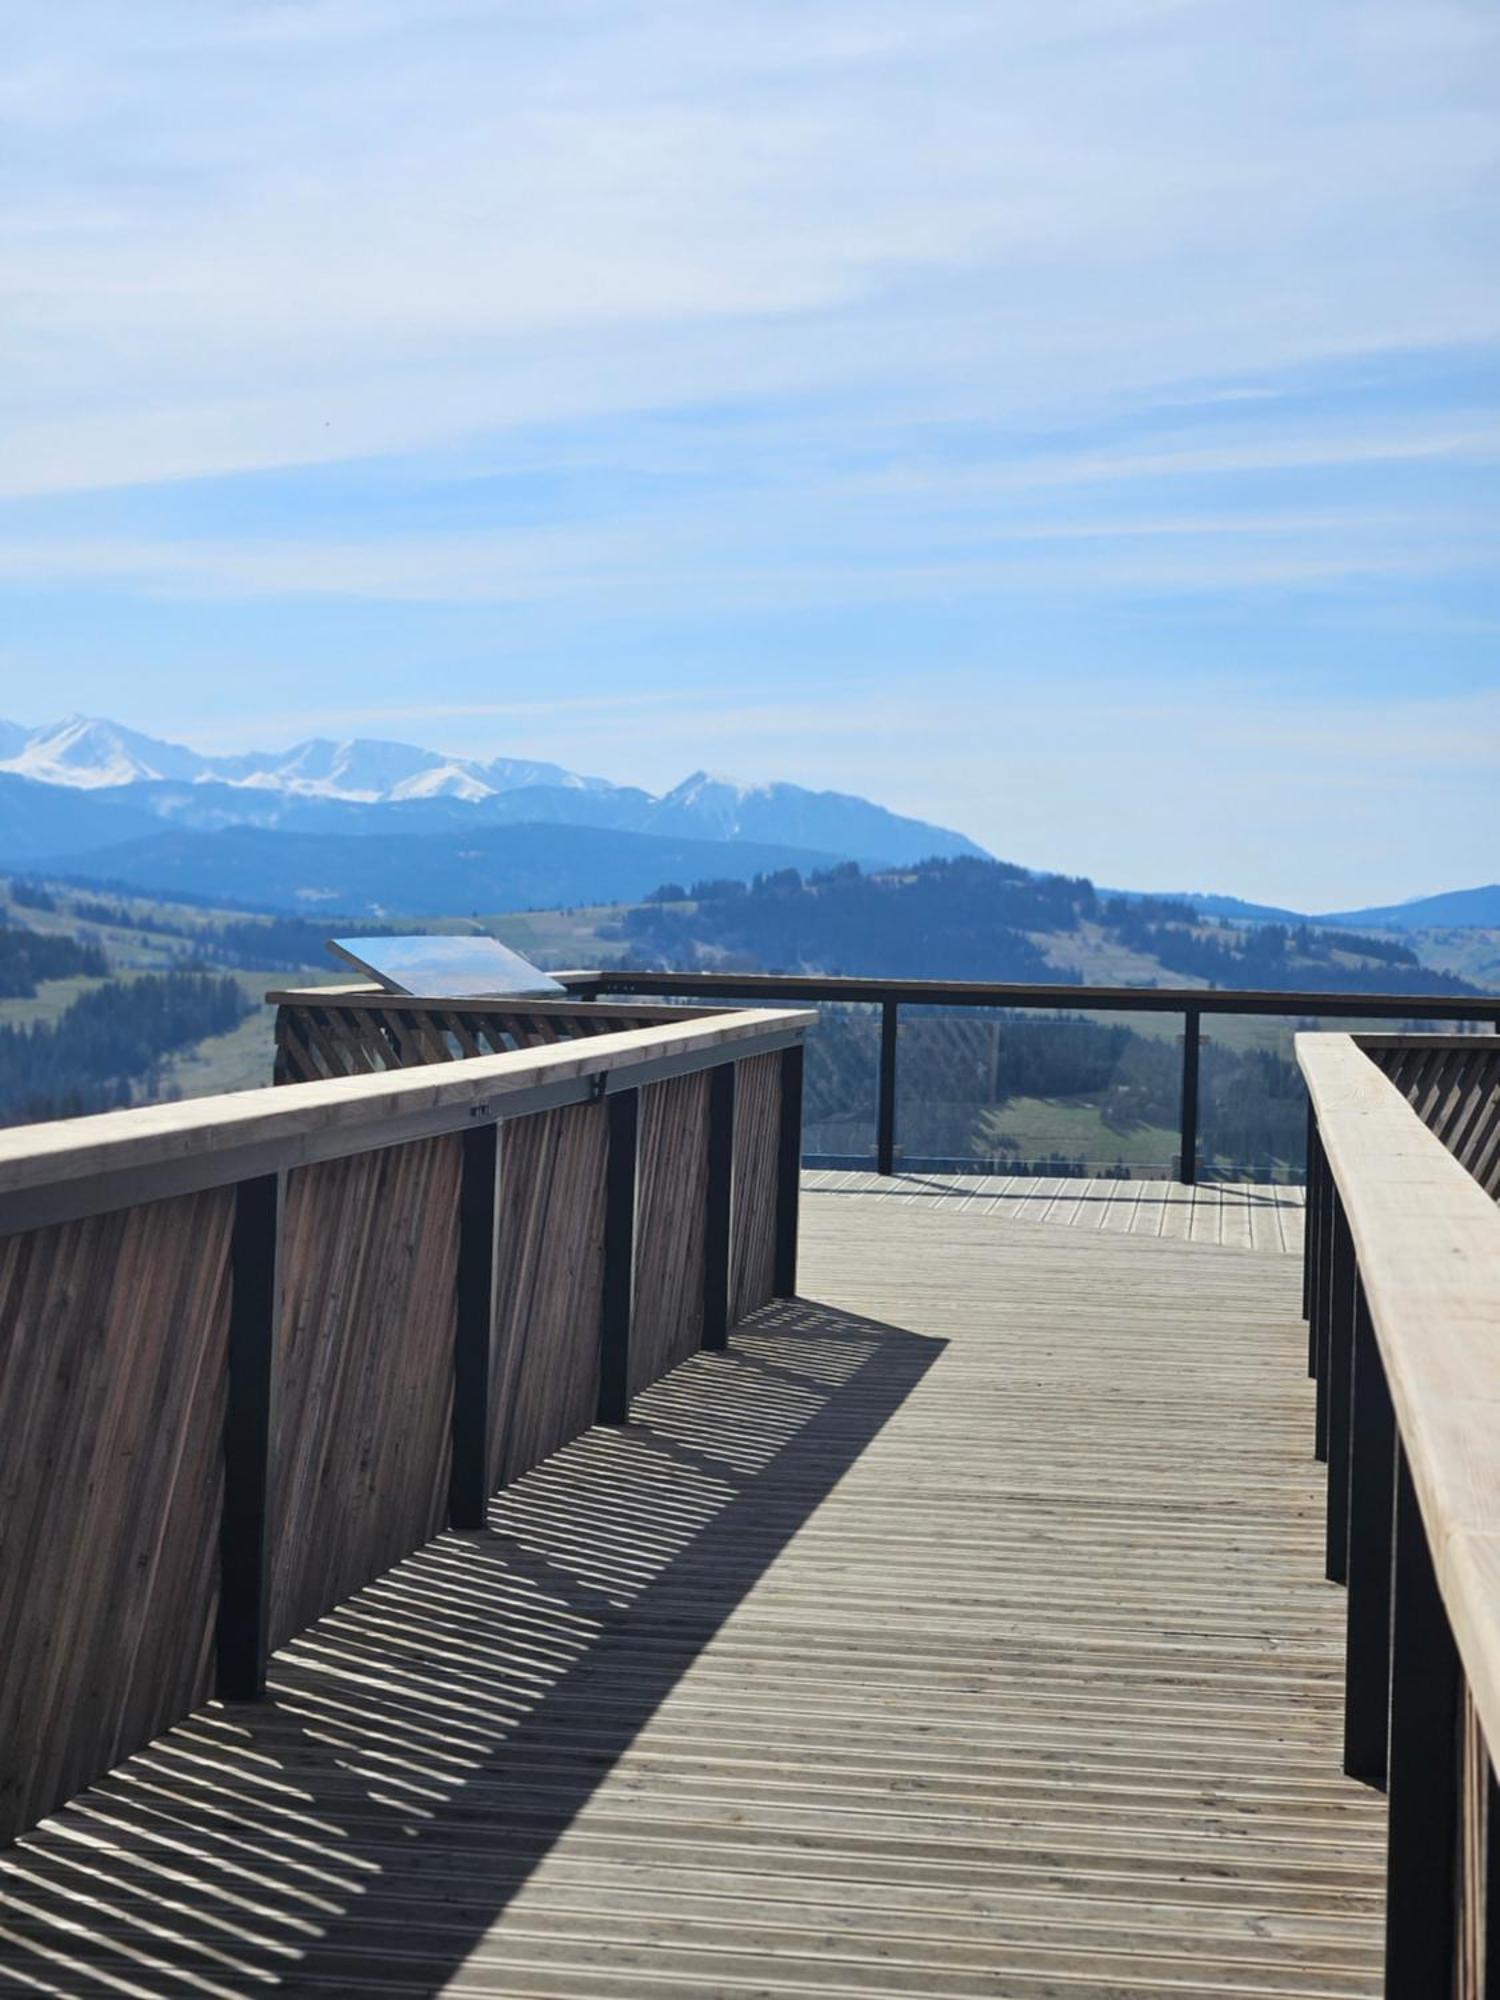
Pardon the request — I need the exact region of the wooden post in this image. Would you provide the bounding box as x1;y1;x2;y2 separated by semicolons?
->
1325;1200;1356;1585
876;998;899;1176
774;1041;804;1298
1385;1445;1462;1997
218;1172;282;1702
702;1062;735;1352
1344;1281;1394;1788
598;1087;638;1425
449;1121;500;1529
1178;1009;1200;1186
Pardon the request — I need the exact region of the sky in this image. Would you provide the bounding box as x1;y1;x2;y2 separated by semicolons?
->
1;0;1496;909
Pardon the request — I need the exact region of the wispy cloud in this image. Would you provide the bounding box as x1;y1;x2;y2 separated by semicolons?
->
0;0;1495;905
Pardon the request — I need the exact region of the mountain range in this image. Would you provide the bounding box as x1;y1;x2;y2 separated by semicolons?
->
0;715;1492;928
0;716;988;880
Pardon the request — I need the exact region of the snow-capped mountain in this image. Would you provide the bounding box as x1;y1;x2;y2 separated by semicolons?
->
0;717;611;804
0;715;986;870
5;716;210;790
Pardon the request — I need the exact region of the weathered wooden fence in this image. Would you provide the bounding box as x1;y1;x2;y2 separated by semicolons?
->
0;1004;810;1845
1301;1030;1500;1997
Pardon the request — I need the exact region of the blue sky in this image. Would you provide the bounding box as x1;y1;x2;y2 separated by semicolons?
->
1;0;1496;908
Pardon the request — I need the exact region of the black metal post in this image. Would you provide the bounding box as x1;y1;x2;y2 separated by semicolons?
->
598;1086;638;1426
1486;1765;1500;1999
1344;1279;1395;1788
702;1062;735;1352
1314;1170;1337;1465
1301;1097;1316;1325
1178;1009;1200;1187
1325;1200;1356;1585
449;1121;500;1529
1385;1445;1462;1998
1306;1116;1323;1379
876;998;899;1177
217;1172;282;1702
774;1041;805;1298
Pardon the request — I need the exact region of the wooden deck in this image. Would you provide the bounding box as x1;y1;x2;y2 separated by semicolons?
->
804;1169;1306;1256
0;1192;1382;1997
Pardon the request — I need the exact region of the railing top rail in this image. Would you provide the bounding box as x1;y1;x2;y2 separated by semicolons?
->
266;985;723;1021
1297;1030;1500;1756
562;968;1500;1023
0;1006;814;1237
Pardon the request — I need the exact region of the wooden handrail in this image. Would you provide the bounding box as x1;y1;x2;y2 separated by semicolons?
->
1298;1030;1500;1991
1300;1033;1500;1738
0;1000;813;1844
0;1006;813;1234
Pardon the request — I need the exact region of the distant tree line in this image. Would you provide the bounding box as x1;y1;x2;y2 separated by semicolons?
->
613;859;1485;1178
0;972;250;1126
617;858;1075;982
52;896;408;973
618;859;1482;999
0;924;107;998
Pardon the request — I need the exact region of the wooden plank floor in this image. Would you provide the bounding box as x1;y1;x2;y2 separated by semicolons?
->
804;1170;1306;1256
0;1198;1382;1997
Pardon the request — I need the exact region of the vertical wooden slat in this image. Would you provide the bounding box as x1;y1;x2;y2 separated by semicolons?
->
0;1190;233;1841
487;1101;609;1489
598;1088;639;1425
630;1071;710;1397
270;1135;461;1649
730;1051;782;1325
450;1123;500;1529
218;1173;282;1701
775;1041;804;1298
702;1062;736;1352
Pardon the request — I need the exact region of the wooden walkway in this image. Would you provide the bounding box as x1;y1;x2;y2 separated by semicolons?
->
804;1170;1306;1256
0;1196;1382;1997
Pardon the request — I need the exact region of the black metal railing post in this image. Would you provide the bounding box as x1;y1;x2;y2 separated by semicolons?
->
1314;1165;1337;1465
449;1120;500;1529
1385;1445;1462;1997
1178;1009;1200;1186
1343;1278;1394;1787
774;1042;805;1297
702;1062;736;1351
598;1087;639;1425
218;1172;282;1702
1324;1199;1356;1584
1301;1098;1316;1328
876;998;899;1177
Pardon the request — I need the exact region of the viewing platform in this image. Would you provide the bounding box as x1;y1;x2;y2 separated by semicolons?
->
1;977;1496;1997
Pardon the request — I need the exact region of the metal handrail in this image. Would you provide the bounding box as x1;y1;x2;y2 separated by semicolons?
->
559;970;1500;1185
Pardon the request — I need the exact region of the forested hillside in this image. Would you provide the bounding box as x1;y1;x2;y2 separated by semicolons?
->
612;858;1482;998
609;859;1488;1179
1;856;1490;1175
0;970;249;1124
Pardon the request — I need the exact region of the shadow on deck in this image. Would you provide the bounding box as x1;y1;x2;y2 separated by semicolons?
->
0;1298;944;1997
0;1198;1385;1998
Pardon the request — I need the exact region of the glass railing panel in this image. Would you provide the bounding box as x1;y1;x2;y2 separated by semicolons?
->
892;1006;1182;1180
1197;1012;1494;1183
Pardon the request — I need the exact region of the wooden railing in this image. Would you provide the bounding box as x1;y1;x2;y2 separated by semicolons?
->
268;984;720;1085
1300;1030;1500;1996
0;1004;811;1845
554;971;1500;1185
